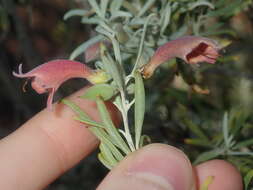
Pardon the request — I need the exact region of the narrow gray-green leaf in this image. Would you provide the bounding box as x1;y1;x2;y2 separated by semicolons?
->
81;17;100;24
137;0;156;17
194;149;223;164
134;72;145;148
89;127;124;161
98;153;113;169
109;36;122;65
61;99;91;119
110;11;132;20
222;112;229;147
99;21;116;35
100;143;118;167
235;138;253;149
88;0;103;18
96;25;113;37
63;9;88;20
70;35;104;60
74;117;104;128
188;0;214;10
183;119;209;141
62;99;104;128
100;0;109;18
200;29;236;37
184;138;214;148
97;21;124;65
96;98;131;154
110;0;124;12
139;135;151;147
160;3;171;34
80;84;116;101
206;0;241;17
244;170;253;190
122;1;138;15
169;25;188;39
100;45;124;90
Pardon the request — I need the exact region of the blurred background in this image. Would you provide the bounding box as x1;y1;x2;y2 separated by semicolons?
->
0;0;253;189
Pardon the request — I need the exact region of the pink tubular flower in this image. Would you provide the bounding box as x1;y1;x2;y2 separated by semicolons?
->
13;59;96;109
85;41;111;62
141;36;221;78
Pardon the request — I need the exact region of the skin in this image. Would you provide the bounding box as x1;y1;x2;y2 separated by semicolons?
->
0;88;243;190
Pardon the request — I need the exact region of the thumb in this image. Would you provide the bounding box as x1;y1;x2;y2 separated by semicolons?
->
97;144;194;190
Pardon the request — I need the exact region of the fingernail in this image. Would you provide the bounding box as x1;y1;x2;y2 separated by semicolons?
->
126;144;193;190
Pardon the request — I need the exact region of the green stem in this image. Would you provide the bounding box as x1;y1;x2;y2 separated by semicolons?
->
120;90;136;151
130;13;156;77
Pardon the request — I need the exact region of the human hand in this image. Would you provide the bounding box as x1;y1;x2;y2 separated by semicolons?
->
0;89;243;190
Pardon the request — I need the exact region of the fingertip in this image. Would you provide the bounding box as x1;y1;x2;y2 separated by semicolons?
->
98;143;194;190
195;159;243;190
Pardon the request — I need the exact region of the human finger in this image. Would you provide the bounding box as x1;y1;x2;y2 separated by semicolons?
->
0;88;120;190
97;143;194;190
195;159;243;190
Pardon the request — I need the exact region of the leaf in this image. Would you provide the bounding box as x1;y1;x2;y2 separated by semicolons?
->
81;17;101;24
61;99;89;118
88;0;103;18
134;72;145;148
200;22;236;37
160;3;171;34
169;25;188;40
110;11;132;20
74;117;104;128
97;22;122;65
100;0;109;18
137;0;156;17
63;9;88;20
121;1;138;15
110;0;124;13
96;98;131;154
230;110;248;138
201;28;236;37
70;35;104;60
100;44;124;90
188;0;214;10
206;0;241;17
61;99;104;128
235;138;253;149
194;149;223;164
183;119;209;141
89;127;124;161
222;112;232;148
80;84;116;101
244;170;253;190
184;138;213;148
129;18;146;25
98;153;113;169
99;143;118;167
139;135;151;147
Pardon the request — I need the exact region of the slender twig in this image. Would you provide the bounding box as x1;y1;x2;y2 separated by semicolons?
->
130;13;156;77
119;90;135;151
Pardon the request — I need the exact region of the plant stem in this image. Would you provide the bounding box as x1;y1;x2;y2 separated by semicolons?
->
131;13;156;77
120;90;136;151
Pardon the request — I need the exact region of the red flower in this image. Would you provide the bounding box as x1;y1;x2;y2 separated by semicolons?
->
141;36;221;78
13;59;95;109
